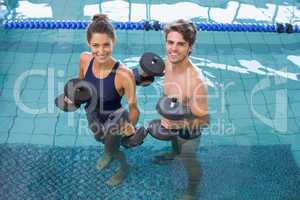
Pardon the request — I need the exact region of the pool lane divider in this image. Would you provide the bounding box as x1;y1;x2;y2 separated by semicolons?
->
2;20;299;33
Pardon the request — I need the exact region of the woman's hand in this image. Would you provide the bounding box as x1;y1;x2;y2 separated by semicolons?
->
64;96;73;104
120;122;135;136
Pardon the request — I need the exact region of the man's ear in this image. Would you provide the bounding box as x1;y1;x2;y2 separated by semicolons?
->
188;46;193;55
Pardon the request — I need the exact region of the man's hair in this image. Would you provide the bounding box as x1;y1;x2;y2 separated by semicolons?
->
164;19;197;46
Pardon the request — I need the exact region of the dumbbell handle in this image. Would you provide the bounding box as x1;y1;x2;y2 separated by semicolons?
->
170;97;178;108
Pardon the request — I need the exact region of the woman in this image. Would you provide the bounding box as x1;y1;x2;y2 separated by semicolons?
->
67;14;139;186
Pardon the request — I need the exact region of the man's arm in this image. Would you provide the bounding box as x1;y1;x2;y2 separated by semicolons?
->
189;78;209;128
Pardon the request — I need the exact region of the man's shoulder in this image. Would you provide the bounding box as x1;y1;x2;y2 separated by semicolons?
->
188;64;208;91
189;64;205;80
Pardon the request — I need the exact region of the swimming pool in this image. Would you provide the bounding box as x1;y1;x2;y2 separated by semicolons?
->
0;0;300;199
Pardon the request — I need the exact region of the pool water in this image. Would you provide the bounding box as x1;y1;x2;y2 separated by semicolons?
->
0;0;300;199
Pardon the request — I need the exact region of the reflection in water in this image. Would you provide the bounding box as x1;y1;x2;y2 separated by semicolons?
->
0;0;19;19
83;1;300;24
209;1;240;23
2;0;299;24
190;56;299;82
0;3;8;19
287;55;300;69
123;54;299;91
237;3;276;22
16;1;52;18
239;60;298;80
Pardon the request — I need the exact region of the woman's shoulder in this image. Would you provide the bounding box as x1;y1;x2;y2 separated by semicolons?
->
116;63;135;82
79;52;93;71
78;52;93;79
117;63;134;75
80;52;92;64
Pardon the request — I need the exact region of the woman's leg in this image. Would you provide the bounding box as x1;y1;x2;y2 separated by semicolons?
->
96;133;119;170
102;134;129;186
106;148;129;186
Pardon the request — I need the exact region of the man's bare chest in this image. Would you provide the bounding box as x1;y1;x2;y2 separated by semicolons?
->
163;75;191;103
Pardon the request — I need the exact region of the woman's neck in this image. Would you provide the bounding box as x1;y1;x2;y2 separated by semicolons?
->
94;57;115;70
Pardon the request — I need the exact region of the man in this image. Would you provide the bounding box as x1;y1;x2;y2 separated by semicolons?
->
152;19;209;200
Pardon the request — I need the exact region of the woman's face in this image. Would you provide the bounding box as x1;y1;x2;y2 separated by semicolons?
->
88;33;114;64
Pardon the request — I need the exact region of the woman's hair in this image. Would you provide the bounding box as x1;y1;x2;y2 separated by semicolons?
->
164;19;197;47
86;14;116;43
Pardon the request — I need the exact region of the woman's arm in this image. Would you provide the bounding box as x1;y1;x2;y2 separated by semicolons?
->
118;67;140;126
64;52;90;104
78;52;91;80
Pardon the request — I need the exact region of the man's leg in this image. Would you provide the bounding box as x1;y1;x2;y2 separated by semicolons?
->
153;136;182;163
178;136;202;200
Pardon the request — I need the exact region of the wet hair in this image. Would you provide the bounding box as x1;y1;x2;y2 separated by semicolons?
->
164;19;197;47
86;14;116;43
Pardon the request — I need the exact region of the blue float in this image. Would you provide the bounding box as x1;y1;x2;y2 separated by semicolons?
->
2;19;299;33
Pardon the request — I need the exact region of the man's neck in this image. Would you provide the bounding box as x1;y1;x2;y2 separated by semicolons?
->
170;58;191;74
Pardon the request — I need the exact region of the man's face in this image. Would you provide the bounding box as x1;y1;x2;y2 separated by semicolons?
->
166;31;192;64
